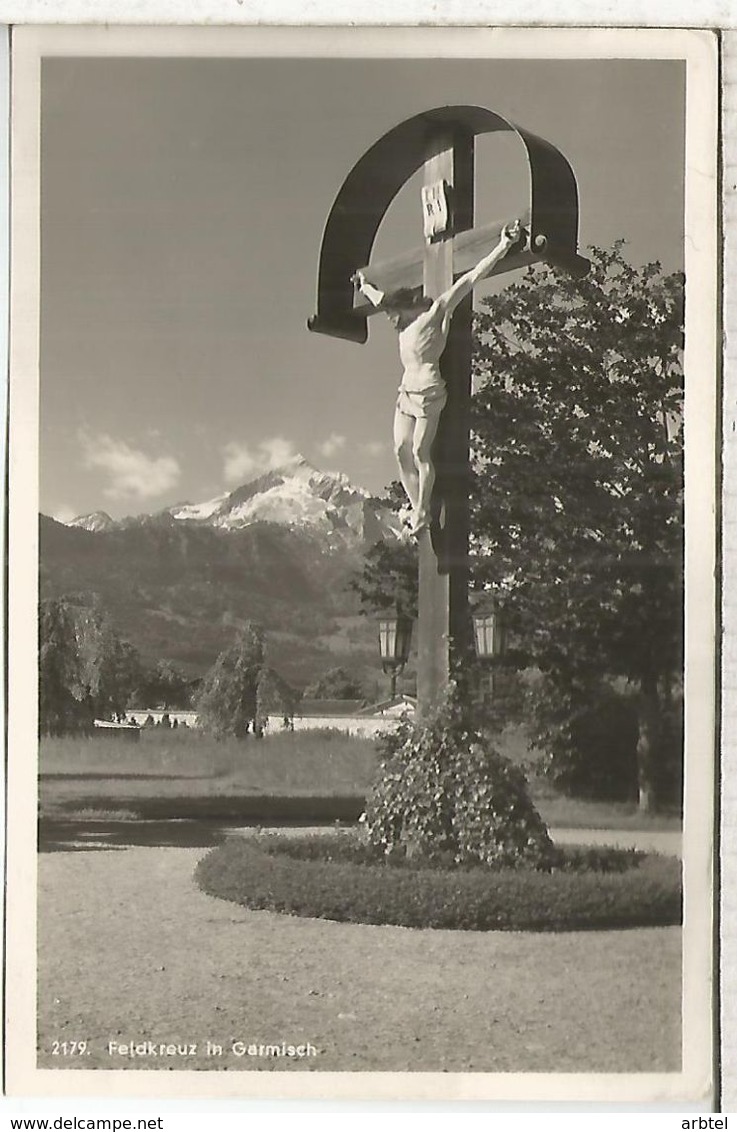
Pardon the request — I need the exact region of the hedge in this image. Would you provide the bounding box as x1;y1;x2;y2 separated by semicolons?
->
195;832;682;932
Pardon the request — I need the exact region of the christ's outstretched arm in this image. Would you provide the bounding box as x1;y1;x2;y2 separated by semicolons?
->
432;220;522;323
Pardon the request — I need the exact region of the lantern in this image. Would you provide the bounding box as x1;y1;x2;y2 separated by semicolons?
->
472;601;507;660
377;613;413;697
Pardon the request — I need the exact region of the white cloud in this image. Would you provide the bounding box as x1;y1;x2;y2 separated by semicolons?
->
222;442;260;483
223;436;299;485
80;432;181;500
319;433;347;459
261;436;298;468
362;440;385;458
52;505;78;525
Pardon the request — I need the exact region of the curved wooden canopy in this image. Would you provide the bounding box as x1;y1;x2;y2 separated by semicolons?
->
308;105;589;344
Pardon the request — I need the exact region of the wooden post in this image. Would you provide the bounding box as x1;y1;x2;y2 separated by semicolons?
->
417;130;475;715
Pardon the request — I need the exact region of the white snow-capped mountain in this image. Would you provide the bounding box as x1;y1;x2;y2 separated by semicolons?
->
167;493;230;522
66;511;116;533
68;455;401;545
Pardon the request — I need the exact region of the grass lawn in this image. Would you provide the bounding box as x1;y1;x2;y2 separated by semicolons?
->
37;844;682;1074
39;726;681;832
39;729;376;815
36;729;684;1078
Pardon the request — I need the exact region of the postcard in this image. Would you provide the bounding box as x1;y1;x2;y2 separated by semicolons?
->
5;24;719;1104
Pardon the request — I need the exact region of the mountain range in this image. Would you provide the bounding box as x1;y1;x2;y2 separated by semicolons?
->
41;456;402;690
68;454;401;546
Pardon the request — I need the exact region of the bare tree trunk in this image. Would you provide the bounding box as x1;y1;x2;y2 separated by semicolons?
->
636;672;661;812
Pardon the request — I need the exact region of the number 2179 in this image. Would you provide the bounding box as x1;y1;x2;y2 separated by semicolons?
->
51;1040;88;1055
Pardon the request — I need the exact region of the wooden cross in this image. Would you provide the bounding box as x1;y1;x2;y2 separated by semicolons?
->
351;214;535;318
356;133;520;710
308;106;588;715
395;130;474;711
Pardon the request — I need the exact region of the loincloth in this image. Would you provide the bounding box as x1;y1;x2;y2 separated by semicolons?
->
396;385;448;420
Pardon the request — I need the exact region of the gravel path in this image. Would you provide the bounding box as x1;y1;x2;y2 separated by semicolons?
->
551;828;682;856
37;833;682;1075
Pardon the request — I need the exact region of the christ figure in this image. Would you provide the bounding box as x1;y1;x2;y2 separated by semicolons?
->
354;219;521;536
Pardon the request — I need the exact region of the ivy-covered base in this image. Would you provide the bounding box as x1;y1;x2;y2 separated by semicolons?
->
195;833;682;932
364;691;554;869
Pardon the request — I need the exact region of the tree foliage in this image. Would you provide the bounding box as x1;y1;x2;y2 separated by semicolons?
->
132;660;192;710
39;597;142;735
471;246;682;659
195;622;267;739
303;665;365;701
351;534;418;620
470;245;684;807
39;598;89;736
257;665;299;718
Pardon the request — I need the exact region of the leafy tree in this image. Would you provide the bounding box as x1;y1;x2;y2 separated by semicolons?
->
257;666;299;720
74;602;143;719
352;245;683;809
303;666;365;701
39;597;143;734
39;598;89;735
470;245;683;810
351;533;418;620
195;623;266;739
154;660;191;709
131;659;190;710
113;640;145;711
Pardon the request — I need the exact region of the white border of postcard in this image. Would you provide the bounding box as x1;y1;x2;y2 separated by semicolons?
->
5;24;719;1104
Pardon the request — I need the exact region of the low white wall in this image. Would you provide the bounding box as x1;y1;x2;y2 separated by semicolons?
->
124;709;412;736
281;715;396;738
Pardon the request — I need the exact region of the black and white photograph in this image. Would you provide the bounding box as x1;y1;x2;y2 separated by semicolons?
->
5;25;718;1103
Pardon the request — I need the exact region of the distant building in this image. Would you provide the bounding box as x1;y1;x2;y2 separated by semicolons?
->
279;695;415;737
360;694;417;719
113;697;416;738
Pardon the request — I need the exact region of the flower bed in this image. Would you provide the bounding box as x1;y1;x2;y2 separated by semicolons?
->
195;832;682;932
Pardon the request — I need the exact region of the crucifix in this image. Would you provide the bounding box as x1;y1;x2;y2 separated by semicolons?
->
308;106;588;715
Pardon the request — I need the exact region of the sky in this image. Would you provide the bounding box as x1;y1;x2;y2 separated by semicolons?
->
39;52;685;521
